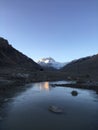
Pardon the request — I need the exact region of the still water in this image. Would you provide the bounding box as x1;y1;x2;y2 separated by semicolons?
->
0;81;98;130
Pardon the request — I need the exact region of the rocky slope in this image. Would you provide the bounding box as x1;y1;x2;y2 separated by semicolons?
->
0;37;42;70
0;37;44;85
61;54;98;80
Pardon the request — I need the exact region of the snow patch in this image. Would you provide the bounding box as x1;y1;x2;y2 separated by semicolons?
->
37;57;68;69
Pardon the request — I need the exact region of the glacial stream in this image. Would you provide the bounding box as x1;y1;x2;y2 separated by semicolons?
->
0;81;98;130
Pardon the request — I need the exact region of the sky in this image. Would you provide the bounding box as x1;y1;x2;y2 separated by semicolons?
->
0;0;98;62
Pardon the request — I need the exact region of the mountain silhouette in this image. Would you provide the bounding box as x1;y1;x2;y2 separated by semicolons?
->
61;55;98;80
0;37;42;71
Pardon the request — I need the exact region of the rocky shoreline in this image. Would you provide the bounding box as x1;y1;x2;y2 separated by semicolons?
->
51;81;98;91
0;70;66;91
0;69;98;92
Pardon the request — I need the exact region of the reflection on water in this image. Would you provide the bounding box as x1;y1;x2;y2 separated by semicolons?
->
39;82;49;91
0;81;98;130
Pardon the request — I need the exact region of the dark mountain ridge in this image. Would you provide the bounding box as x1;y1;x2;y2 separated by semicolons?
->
61;54;98;80
0;37;41;71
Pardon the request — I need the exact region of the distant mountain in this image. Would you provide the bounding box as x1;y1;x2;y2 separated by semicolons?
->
61;54;98;80
37;57;67;69
0;37;42;71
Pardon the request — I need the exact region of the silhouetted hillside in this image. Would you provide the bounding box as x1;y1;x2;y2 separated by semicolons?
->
61;55;98;80
0;37;41;71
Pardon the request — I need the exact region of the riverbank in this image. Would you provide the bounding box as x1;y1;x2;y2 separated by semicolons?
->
0;67;98;92
0;69;66;91
51;81;98;91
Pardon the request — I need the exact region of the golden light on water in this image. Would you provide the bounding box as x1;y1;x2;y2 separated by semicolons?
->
39;82;49;91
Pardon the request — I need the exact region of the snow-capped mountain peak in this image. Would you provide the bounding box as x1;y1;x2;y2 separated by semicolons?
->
38;57;55;64
37;57;67;69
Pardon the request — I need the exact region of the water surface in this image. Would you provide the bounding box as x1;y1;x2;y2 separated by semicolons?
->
0;81;98;130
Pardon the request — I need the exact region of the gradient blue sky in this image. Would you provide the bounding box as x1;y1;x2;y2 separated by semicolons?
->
0;0;98;62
